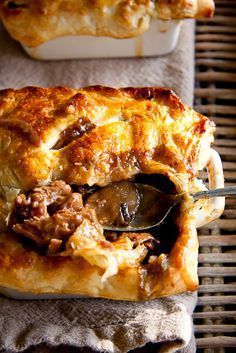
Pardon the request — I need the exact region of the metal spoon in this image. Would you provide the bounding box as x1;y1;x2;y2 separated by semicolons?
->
104;185;236;232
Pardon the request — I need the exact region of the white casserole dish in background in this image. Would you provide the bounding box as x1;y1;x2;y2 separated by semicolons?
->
23;20;182;60
0;0;215;60
0;148;225;300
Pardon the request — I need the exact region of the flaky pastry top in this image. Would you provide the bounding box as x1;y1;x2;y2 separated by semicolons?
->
0;86;215;199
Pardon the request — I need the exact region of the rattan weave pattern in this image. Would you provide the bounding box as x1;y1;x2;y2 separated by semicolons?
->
194;0;236;351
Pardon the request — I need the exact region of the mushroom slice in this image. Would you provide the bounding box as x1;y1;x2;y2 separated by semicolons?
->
85;181;140;227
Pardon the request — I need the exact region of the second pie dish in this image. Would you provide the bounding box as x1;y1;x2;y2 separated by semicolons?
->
0;0;215;58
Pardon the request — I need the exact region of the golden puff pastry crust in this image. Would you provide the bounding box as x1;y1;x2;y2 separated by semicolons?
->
0;86;215;300
0;0;214;47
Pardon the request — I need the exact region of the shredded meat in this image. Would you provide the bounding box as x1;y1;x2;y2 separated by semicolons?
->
13;210;83;246
48;239;63;254
11;180;72;223
10;181;84;252
48;193;83;215
125;233;160;251
124;233;161;263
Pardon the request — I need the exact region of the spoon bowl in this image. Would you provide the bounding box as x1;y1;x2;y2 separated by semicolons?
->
85;181;236;232
104;184;183;232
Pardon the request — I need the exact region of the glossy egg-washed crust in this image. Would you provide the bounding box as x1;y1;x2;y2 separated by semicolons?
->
0;0;214;47
0;86;215;300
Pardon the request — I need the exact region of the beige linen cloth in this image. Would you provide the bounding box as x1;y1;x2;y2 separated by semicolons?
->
0;21;197;353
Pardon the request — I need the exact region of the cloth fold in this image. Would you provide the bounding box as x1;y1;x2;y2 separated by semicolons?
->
0;20;196;353
0;293;197;353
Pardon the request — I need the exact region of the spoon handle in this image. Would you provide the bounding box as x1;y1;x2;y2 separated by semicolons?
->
193;186;236;200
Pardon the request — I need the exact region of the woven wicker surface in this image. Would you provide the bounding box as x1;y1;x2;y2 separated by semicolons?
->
194;0;236;351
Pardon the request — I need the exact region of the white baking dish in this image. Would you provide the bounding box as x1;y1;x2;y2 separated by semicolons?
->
22;19;182;60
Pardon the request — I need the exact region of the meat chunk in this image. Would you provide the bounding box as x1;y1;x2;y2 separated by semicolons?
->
123;233;161;262
10;180;84;252
48;239;63;254
13;209;83;246
53;118;95;149
124;233;160;251
48;193;83;215
10;180;73;224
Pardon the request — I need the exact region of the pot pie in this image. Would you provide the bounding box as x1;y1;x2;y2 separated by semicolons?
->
0;0;215;47
0;85;215;300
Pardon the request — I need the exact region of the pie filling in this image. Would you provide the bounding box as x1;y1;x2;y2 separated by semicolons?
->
8;175;180;268
6;1;28;10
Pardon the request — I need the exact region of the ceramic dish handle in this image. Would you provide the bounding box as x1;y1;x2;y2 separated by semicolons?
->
195;148;225;228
